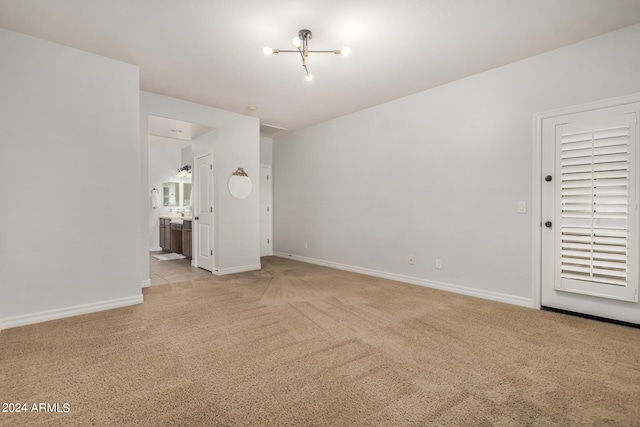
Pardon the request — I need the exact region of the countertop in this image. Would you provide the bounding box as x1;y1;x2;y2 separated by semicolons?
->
159;214;193;225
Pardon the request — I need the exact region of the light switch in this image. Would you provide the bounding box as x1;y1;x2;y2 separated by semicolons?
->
517;201;526;213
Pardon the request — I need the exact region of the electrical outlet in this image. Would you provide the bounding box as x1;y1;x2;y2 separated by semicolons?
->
436;259;442;269
409;255;415;265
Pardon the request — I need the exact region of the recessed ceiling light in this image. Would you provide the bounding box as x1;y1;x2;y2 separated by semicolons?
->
248;106;258;111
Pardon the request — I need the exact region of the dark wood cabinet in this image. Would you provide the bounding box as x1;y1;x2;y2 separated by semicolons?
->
160;217;191;257
182;220;192;260
159;218;171;252
170;222;183;254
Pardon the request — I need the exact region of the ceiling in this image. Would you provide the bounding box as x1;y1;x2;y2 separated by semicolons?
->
148;115;215;148
2;0;640;137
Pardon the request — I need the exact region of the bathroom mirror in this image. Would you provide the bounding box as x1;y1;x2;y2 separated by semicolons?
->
163;177;192;207
228;175;252;199
183;182;192;208
163;181;181;206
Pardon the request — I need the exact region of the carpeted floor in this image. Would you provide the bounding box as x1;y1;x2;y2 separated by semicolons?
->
1;256;639;426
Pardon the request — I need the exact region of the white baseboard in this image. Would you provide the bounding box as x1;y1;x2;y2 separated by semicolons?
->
213;263;262;276
141;279;151;288
0;294;144;331
149;246;162;252
274;252;534;309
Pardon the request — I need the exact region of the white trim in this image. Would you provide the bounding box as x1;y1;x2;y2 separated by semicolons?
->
0;295;144;331
213;263;262;276
141;279;151;288
532;111;544;309
274;252;534;308
149;246;162;252
535;93;640;122
532;92;640;310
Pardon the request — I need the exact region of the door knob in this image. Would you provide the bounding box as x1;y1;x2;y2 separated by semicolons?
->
545;175;552;182
545;221;552;228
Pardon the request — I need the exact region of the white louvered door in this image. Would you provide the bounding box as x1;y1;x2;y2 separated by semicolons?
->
554;113;637;300
541;101;640;323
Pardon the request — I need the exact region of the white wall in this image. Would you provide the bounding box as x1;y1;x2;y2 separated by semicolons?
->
260;136;273;165
181;145;192;167
0;29;142;329
273;24;640;307
140;92;261;277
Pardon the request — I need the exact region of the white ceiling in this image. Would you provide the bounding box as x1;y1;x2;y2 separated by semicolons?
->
2;0;640;136
148;114;215;149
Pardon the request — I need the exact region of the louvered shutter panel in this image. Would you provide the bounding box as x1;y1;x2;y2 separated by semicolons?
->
555;112;638;301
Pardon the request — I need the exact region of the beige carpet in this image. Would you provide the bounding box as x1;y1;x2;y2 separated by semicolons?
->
1;256;639;426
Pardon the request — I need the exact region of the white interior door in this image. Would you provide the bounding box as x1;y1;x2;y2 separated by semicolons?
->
260;165;273;257
541;101;640;324
195;154;214;271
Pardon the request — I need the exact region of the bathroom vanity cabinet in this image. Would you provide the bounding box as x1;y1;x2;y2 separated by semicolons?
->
182;220;192;260
170;222;183;254
159;216;192;258
159;218;171;252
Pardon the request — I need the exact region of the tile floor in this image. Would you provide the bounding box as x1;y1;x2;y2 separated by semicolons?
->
149;251;214;285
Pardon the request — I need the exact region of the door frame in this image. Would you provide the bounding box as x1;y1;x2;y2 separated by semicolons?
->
533;92;640;310
260;164;273;257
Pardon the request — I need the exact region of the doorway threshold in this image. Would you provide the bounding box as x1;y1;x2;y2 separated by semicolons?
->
541;306;639;329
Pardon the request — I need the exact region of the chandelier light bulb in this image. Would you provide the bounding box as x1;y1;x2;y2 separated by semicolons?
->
305;73;313;81
341;46;351;56
263;46;273;55
292;37;301;48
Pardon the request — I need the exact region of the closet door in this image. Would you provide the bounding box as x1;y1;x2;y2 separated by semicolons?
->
541;102;640;323
195;154;214;271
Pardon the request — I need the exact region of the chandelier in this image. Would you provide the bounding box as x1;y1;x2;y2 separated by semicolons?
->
263;29;350;81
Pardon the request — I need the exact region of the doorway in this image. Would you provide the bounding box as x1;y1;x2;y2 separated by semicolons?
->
536;95;640;324
148;115;216;279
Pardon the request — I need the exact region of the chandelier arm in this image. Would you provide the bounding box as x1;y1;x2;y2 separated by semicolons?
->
269;49;340;54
